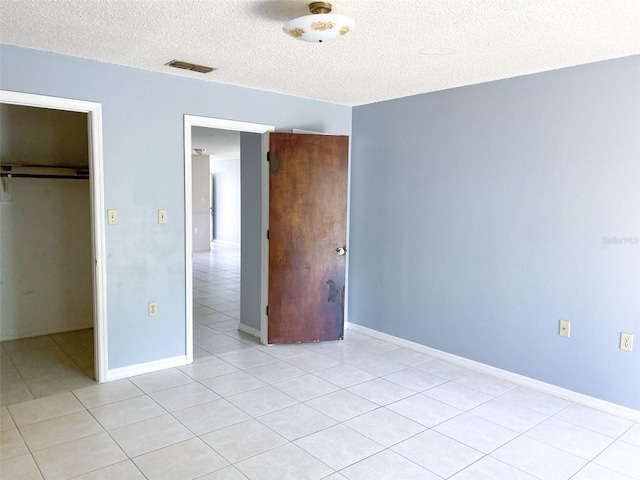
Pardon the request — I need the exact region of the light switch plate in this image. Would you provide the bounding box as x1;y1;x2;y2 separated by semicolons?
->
559;320;571;338
107;209;117;225
158;209;167;224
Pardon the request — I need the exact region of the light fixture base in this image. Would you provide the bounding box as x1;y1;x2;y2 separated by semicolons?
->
309;2;332;14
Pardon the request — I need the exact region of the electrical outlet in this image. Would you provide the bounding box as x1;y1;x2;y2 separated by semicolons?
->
158;209;167;224
620;332;634;352
107;209;118;225
559;320;571;338
149;302;158;317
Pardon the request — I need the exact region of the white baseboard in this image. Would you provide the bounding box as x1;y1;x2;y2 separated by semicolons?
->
347;323;640;423
106;355;187;382
238;323;261;339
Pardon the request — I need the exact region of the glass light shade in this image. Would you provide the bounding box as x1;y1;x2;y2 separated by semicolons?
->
283;13;355;43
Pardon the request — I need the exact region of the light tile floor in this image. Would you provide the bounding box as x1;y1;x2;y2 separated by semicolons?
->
1;244;639;479
1;325;96;406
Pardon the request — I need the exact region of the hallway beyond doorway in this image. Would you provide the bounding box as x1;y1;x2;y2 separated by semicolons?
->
192;242;259;357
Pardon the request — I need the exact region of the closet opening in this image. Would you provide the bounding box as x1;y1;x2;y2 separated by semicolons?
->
1;98;105;405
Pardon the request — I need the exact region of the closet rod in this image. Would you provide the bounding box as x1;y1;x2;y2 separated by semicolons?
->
0;172;89;180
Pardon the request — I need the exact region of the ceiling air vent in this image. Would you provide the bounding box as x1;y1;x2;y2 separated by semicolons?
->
166;60;216;74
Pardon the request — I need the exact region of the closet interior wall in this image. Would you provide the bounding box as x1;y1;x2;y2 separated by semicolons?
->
0;104;93;341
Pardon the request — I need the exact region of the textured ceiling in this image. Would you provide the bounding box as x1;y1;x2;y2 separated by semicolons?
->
1;0;639;106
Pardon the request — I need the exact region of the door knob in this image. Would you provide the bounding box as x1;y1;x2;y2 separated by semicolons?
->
336;247;346;256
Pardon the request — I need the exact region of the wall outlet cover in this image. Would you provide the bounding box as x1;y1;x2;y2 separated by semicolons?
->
620;332;634;352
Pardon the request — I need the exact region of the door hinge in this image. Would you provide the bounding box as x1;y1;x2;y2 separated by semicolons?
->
266;306;269;316
266;230;269;239
267;152;271;162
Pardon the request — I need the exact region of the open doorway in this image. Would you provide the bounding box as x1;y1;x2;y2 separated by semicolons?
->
184;116;274;363
190;128;245;358
0;91;107;405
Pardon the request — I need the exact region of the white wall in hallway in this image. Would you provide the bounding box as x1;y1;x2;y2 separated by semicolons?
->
192;154;211;252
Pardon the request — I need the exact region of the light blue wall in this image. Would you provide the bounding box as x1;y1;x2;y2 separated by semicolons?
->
240;133;263;333
350;56;640;409
4;43;638;409
0;44;351;369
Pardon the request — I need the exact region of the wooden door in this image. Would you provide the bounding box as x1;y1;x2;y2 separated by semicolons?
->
268;133;349;344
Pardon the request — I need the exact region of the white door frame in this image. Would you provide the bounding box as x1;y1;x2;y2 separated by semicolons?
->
0;90;108;382
184;115;274;362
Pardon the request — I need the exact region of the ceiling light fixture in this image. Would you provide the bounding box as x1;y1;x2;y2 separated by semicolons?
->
283;2;355;43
